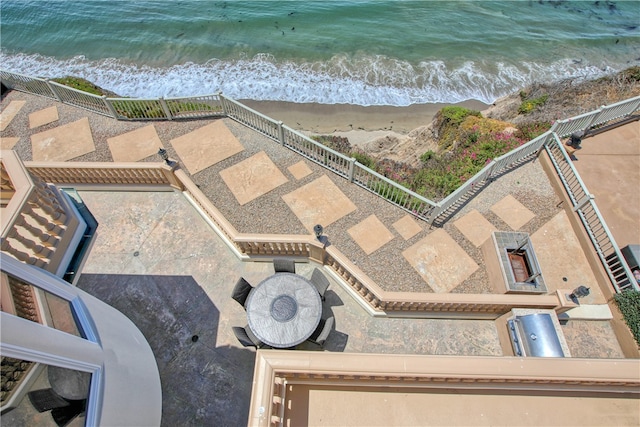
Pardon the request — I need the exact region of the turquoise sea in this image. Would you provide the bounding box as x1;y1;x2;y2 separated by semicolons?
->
1;1;638;105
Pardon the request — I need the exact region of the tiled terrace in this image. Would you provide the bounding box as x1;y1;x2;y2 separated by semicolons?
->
1;92;636;425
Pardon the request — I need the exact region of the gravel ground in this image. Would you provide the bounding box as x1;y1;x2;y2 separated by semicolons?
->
2;90;562;294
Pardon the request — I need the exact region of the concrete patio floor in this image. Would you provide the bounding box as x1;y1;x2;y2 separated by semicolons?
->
74;190;503;426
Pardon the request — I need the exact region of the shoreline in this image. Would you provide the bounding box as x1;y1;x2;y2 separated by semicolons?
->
240;99;490;135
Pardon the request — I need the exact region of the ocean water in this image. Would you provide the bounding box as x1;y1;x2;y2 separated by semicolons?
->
1;0;638;106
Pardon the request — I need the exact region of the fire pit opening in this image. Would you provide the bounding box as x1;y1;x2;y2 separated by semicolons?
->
482;231;547;294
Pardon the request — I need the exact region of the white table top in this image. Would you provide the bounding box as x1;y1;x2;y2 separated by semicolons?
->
246;273;322;348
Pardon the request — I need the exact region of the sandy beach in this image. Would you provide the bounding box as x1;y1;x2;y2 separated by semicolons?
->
240;99;490;141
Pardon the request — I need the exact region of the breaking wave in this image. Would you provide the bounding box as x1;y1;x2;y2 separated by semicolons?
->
0;51;621;106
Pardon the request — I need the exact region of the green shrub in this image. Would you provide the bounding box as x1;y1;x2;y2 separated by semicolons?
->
436;106;482;150
111;100;166;119
51;76;107;96
440;106;481;126
514;121;552;140
613;290;640;346
419;150;435;163
518;94;549;114
621;66;640;83
351;151;376;169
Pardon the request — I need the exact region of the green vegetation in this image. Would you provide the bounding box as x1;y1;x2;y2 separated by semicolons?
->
434;106;482;150
51;76;108;96
621;66;640;83
351;150;376;169
518;93;549;115
314;114;550;201
110;99;221;119
613;290;640;346
50;75;222;118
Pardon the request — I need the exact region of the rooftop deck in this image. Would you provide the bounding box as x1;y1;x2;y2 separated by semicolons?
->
1;91;638;425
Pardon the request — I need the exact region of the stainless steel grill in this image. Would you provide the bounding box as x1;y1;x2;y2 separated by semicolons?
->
508;313;565;357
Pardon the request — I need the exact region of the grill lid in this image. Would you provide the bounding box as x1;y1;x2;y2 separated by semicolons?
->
508;313;565;357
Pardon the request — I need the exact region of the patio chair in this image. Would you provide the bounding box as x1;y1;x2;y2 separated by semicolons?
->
273;258;296;274
308;316;334;348
231;277;253;309
232;325;265;348
310;268;330;301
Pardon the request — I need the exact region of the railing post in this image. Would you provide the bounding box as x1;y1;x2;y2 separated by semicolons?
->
348;157;356;182
161;162;184;191
573;194;594;212
486;160;498;180
159;97;173;120
426;204;441;225
278;121;285;146
45;79;62;102
583;107;604;133
102;96;119;119
218;92;227;116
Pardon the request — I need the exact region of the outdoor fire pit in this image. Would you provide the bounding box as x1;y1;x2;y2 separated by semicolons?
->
482;231;548;294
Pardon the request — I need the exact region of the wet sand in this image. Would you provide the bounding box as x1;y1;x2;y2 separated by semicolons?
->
240;99;489;135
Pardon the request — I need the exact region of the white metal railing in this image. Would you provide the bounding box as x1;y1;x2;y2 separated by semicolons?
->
0;70;224;121
2;68;639;292
544;134;637;292
550;96;640;137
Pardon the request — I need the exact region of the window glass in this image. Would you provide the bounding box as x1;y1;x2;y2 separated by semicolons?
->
0;273;84;338
1;357;90;426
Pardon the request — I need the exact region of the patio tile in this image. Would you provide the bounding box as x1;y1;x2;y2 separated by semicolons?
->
287;161;312;180
348;214;395;255
220;151;288;205
402;229;478;293
490;194;535;230
170;121;244;174
28;106;58;129
453;209;497;247
107;124;162;162
392;214;422;240
30;117;95;161
282;174;357;232
530;210;604;304
1;137;20;150
0;100;26;131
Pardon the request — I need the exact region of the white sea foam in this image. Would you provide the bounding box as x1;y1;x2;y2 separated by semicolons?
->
0;51;620;106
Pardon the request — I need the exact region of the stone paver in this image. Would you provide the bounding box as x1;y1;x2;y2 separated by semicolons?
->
347;214;395;255
30;117;95;161
107;124;163;162
28;106;58;129
170;121;244;174
220;151;288;205
490;194;535;230
0;100;26;131
288;160;313;180
392;214;422;240
282;174;357;232
402;229;478;293
0;137;20;150
453;209;497;247
530;210;604;304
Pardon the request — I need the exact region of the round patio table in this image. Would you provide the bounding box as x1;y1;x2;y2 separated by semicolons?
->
246;272;322;348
